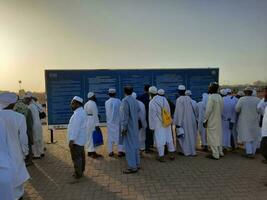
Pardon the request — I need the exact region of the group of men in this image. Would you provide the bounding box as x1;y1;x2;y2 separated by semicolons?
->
0;92;45;200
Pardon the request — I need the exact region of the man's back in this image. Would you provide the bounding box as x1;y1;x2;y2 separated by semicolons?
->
105;98;121;125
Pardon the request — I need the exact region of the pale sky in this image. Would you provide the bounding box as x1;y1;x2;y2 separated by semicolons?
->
0;0;266;92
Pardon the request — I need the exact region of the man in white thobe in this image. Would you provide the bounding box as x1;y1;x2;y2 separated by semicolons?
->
84;92;103;158
0;92;30;199
149;86;175;162
105;88;125;157
185;90;198;118
197;93;209;151
222;89;238;150
236;87;261;158
204;83;224;160
132;92;147;151
25;92;44;159
67;96;87;183
257;86;267;128
174;85;198;156
0;118;14;200
260;106;267;164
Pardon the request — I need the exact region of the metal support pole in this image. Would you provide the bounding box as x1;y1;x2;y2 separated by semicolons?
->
47;129;57;144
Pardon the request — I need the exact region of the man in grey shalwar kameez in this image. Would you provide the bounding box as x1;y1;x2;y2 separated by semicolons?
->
120;86;140;174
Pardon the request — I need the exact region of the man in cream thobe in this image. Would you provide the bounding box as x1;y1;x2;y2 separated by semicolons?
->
84;92;103;158
197;93;209;151
257;87;267;127
222;89;238;150
25;92;44;159
132;92;147;151
236;87;261;158
204;83;224;160
0;118;14;200
105;88;124;157
149;86;175;162
0;92;30;199
174;85;198;156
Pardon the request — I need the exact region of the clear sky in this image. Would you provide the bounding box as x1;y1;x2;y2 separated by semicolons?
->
0;0;266;92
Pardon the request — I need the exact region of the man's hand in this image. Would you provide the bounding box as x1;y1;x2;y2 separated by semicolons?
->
69;140;74;149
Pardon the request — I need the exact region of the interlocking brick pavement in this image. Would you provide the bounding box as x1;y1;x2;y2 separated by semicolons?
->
23;127;267;200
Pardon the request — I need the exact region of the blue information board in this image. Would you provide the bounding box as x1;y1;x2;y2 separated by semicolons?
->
45;68;219;128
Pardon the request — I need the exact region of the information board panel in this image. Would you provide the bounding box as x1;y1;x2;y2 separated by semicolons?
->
45;68;219;128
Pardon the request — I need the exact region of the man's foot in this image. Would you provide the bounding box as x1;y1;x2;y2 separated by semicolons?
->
169;152;175;161
26;162;34;167
123;169;138;174
88;152;103;159
41;154;45;158
145;149;153;154
177;152;184;156
118;152;125;157
262;160;267;164
202;146;209;152
109;152;114;157
18;196;23;200
206;154;219;160
241;153;255;159
157;156;166;162
33;156;41;160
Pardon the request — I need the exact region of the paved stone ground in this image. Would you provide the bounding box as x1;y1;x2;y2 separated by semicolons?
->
24;127;267;200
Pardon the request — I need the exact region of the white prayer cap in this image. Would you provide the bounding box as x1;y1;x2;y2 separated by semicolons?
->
87;92;95;99
220;89;227;96
108;88;116;94
132;92;137;99
24;91;33;98
185;90;192;96
149;86;157;94
226;88;232;94
71;96;83;104
158;89;165;95
237;91;245;96
244;87;253;91
0;92;18;110
178;85;186;91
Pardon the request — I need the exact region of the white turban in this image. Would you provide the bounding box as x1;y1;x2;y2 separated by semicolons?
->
178;85;186;91
149;86;157;95
185;90;192;96
0;92;18;110
220;89;227;96
158;89;165;95
237;91;244;97
24;91;33;98
71;96;83;104
226;88;232;94
244;87;253;92
132;92;137;99
108;88;116;94
87;92;95;99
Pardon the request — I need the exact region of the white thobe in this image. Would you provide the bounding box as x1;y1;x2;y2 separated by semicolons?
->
0;119;14;200
84;100;100;152
236;96;261;143
262;107;267;137
222;95;238;148
137;100;147;150
173;96;198;156
257;98;267;116
149;95;175;156
105;97;123;153
29;101;44;157
0;110;30;200
197;101;207;146
204;94;224;159
67;107;87;146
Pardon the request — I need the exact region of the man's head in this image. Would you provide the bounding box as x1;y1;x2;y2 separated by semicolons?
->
87;92;96;101
70;96;83;111
144;85;151;93
226;88;232;95
23;91;32;105
263;86;267;99
108;88;116;98
208;82;219;94
185;90;192;97
158;89;165;96
124;86;133;96
0;92;18;110
178;85;186;96
244;87;253;96
149;86;157;98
